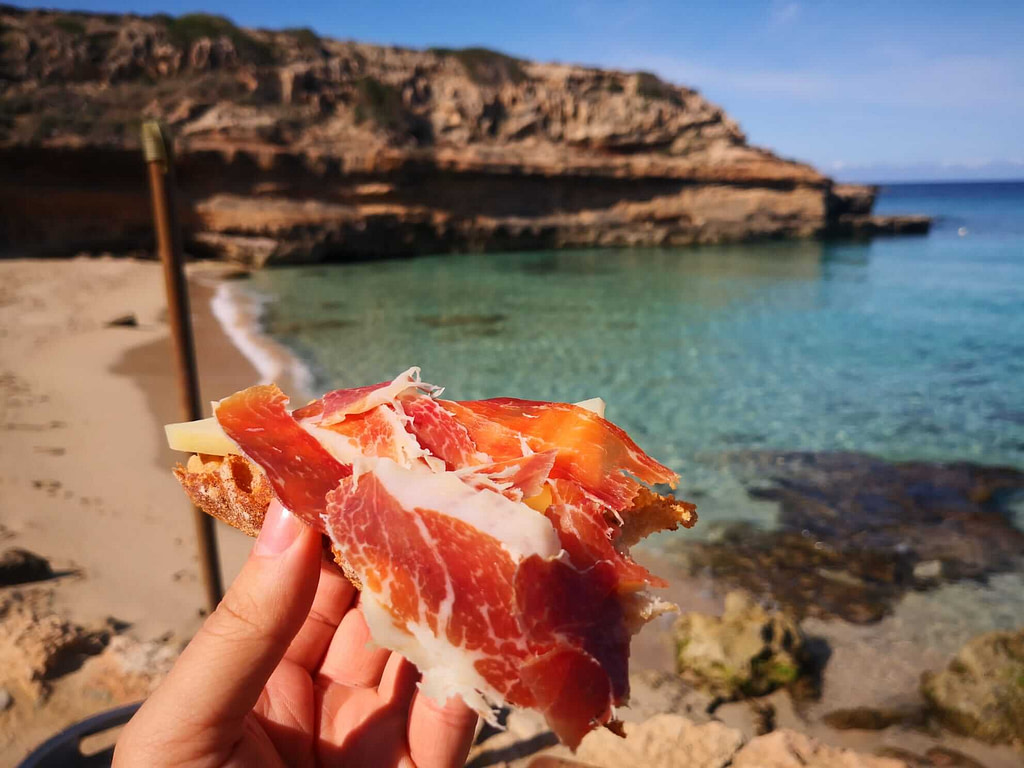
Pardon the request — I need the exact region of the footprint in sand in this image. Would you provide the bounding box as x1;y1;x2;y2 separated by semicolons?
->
31;479;62;496
32;446;66;456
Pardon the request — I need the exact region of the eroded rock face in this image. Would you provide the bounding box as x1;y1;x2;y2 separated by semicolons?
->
684;452;1024;623
921;629;1024;746
675;591;807;700
0;7;928;261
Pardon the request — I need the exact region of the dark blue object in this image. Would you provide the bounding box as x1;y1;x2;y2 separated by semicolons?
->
17;702;142;768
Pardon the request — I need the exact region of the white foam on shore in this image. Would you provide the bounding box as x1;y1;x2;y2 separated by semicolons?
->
210;280;316;399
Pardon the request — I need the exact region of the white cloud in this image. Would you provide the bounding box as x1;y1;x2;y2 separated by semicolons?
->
768;1;801;27
831;158;1024;182
617;50;1024;110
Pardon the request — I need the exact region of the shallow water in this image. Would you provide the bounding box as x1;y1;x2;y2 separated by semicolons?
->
243;182;1024;533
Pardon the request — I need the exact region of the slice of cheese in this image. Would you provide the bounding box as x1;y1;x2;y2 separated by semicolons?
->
166;397;608;456
574;397;606;418
165;417;239;456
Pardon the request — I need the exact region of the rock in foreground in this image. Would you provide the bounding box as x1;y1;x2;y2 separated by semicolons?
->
572;714;905;768
731;729;906;768
576;714;744;768
921;629;1024;746
0;595;106;701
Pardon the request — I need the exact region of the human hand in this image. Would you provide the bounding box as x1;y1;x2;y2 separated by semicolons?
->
115;500;478;767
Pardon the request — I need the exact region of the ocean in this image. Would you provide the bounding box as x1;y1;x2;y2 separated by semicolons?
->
231;181;1024;536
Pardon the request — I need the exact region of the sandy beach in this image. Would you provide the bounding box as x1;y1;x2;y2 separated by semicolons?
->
0;257;306;761
0;257;1019;767
1;259;254;637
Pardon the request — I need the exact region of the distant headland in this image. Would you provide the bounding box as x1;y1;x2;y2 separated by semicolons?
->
0;6;929;264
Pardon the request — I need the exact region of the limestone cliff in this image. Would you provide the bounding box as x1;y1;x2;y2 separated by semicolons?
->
0;6;928;263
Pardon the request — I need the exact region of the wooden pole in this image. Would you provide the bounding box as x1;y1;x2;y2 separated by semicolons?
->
142;121;224;613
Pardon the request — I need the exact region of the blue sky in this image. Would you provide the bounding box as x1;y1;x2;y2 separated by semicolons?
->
16;0;1024;181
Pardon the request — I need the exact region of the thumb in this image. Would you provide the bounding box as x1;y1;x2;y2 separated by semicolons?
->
145;500;322;729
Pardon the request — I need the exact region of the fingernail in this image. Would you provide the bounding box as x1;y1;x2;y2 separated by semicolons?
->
254;501;303;557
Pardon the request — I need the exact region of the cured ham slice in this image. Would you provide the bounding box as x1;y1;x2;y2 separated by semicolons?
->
324;461;632;747
320;366;435;425
439;398;678;510
402;392;486;469
457;451;558;501
174;368;698;749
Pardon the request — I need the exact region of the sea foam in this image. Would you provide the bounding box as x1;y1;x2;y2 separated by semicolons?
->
210;280;315;399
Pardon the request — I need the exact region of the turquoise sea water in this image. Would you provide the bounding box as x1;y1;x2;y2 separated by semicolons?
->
244;182;1024;532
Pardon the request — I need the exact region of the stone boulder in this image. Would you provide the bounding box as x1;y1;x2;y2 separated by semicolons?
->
570;715;907;768
731;729;906;767
575;714;746;768
920;628;1024;746
0;548;55;585
675;591;807;699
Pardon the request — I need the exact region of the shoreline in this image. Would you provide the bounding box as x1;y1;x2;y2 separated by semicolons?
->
207;276;315;402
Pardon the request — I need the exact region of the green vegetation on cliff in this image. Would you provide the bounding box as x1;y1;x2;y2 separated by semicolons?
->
429;47;527;86
160;13;275;65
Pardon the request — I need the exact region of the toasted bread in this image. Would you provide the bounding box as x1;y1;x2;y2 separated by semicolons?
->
174;453;364;588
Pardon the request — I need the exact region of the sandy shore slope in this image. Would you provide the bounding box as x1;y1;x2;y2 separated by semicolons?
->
0;257;309;761
0;258;269;641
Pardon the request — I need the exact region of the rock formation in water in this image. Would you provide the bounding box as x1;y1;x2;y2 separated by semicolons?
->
684;452;1024;624
0;6;929;263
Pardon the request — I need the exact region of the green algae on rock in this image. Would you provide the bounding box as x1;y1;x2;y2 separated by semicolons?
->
674;591;809;700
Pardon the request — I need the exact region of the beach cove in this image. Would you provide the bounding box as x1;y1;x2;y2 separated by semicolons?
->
0;186;1020;767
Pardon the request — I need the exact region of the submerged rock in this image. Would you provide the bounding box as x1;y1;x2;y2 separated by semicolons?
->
876;746;989;768
684;452;1024;623
920;628;1024;746
674;591;807;700
822;705;924;731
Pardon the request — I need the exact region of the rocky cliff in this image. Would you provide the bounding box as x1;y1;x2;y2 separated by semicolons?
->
0;6;928;263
